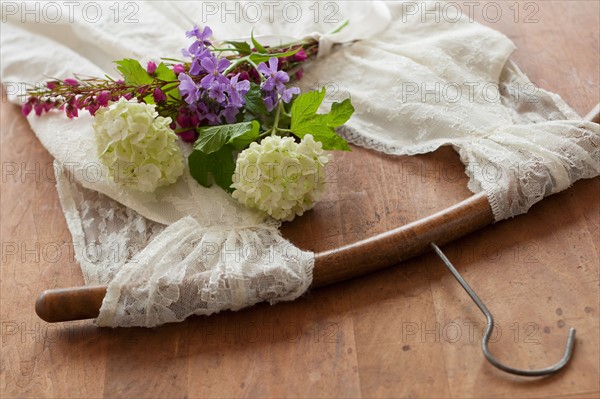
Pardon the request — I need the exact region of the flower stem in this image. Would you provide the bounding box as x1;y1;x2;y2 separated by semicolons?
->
270;100;284;136
327;19;350;35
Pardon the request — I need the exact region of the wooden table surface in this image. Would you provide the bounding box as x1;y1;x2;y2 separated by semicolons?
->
1;2;599;398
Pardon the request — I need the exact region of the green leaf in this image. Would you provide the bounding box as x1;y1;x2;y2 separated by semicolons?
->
229;120;260;150
250;29;267;53
143;93;155;105
194;121;259;154
292;119;351;151
326;98;355;127
188;145;236;191
189;121;260;190
224;40;252;54
155;62;177;82
291;87;326;127
290;88;354;151
193;126;228;154
244;83;268;116
115;59;153;85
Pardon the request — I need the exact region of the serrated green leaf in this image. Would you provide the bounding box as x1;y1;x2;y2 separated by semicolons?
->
227;120;260;150
291;119;350;151
193;127;228;154
291;87;326;127
115;59;153;85
188;145;236;191
311;130;351;151
225;40;252;54
194;121;259;154
251;29;267;53
155;62;177;82
326;99;355;127
290;88;353;151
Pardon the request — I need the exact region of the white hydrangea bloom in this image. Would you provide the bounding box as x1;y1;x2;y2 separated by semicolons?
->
231;134;331;221
93;98;184;192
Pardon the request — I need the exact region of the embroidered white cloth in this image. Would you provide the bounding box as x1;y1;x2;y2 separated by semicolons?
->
2;1;598;327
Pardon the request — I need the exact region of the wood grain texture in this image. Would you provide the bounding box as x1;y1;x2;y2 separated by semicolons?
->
1;1;599;398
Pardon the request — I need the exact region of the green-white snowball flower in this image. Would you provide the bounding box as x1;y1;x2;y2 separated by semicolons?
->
231;134;332;222
93;98;184;192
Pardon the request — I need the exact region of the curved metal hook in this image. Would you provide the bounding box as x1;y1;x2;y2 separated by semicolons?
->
430;243;576;377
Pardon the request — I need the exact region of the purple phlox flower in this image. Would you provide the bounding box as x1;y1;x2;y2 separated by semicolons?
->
187;25;213;56
280;86;300;103
46;81;57;90
220;106;239;124
178;73;200;104
257;58;289;92
263;90;278;112
200;56;230;88
173;64;185;74
257;57;298;110
185;102;221;126
153;87;167;103
146;61;157;74
189;48;211;76
181;47;193;59
186;25;212;43
225;74;250;108
207;81;228;104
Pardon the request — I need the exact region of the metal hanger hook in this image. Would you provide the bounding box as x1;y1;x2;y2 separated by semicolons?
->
430;243;576;377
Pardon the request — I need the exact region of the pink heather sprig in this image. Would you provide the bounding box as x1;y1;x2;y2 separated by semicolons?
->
23;78;146;118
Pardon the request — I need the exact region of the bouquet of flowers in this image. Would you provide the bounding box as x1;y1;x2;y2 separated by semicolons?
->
23;24;354;222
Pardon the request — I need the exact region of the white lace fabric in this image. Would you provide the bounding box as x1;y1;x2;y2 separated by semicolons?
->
56;165;313;327
299;6;600;220
2;1;598;327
